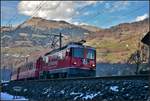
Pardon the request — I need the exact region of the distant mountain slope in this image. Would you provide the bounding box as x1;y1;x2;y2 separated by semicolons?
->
19;17;96;37
1;17;149;67
87;18;149;39
86;18;149;63
1;17;97;47
79;24;102;32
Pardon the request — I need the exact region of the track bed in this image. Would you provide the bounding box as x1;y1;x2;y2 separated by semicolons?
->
2;75;150;101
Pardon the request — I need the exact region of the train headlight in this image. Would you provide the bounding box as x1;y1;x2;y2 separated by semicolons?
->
66;49;70;52
73;62;77;65
92;64;95;67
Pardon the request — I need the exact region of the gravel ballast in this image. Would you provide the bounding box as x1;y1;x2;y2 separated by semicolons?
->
2;77;150;101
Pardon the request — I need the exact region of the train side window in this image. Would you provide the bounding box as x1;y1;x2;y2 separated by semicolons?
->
58;50;65;60
66;48;70;56
44;56;49;63
69;48;72;56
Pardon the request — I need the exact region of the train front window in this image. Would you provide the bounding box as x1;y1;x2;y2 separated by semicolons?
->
87;49;95;59
72;48;84;58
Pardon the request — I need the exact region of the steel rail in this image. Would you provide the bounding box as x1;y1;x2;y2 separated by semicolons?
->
7;75;150;84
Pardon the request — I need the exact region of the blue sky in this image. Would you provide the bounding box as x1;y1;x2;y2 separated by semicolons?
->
1;1;149;28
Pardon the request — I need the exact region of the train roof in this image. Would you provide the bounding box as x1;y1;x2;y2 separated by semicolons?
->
44;42;95;56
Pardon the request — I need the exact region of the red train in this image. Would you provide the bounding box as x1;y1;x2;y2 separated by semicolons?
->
11;42;96;80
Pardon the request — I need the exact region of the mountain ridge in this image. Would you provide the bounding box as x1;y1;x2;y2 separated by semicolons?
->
1;17;149;67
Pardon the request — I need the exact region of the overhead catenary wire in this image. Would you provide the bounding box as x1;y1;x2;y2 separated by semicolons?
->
7;1;47;32
17;1;47;27
5;1;44;27
4;1;148;39
3;1;47;67
5;13;18;27
5;1;148;29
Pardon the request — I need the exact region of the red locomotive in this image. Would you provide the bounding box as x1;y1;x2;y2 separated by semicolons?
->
11;42;96;80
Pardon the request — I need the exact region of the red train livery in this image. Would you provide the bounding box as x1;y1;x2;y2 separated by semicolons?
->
11;42;96;80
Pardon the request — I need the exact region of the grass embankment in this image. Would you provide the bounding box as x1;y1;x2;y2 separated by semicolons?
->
86;35;140;63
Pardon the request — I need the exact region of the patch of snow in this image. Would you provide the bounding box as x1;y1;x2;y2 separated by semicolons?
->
13;86;22;92
70;92;84;100
0;92;28;100
60;90;65;94
110;86;119;92
125;93;129;97
121;87;125;91
83;86;87;89
42;88;51;94
23;89;27;92
82;92;101;100
74;93;83;100
1;81;9;87
144;86;149;88
70;92;82;95
47;94;50;97
3;83;8;86
1;80;10;83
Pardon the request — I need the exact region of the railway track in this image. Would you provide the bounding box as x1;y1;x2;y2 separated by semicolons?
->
2;74;150;101
5;74;150;84
1;75;149;88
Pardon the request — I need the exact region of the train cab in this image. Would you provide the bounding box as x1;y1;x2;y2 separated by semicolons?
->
38;42;96;78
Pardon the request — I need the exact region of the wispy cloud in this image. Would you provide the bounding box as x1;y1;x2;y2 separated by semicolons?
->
1;1;149;28
18;1;103;22
105;1;129;12
135;13;149;21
